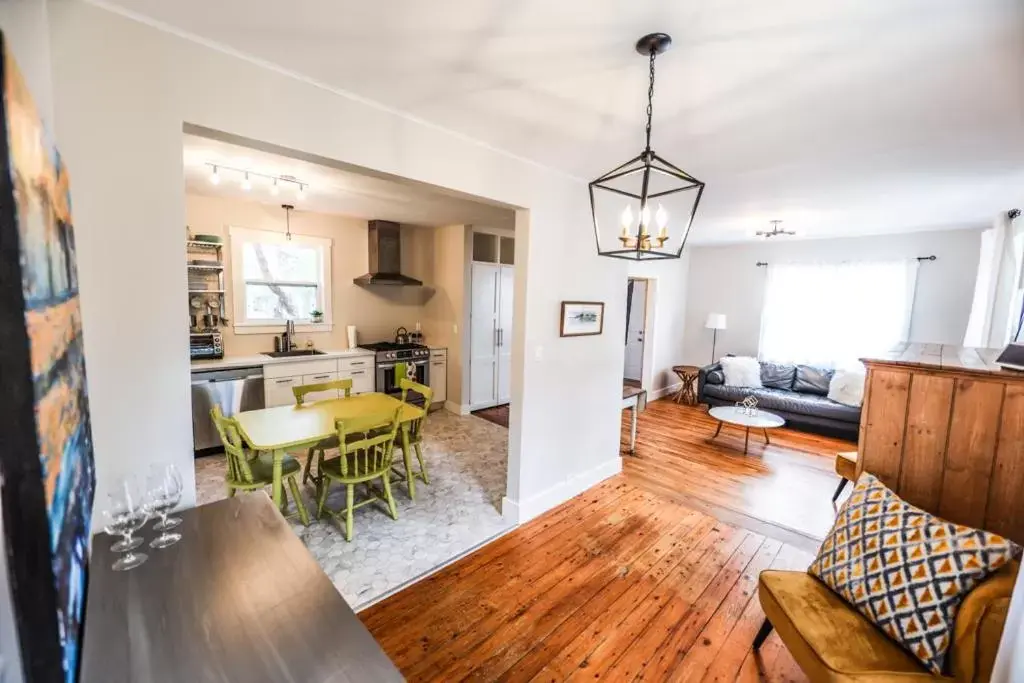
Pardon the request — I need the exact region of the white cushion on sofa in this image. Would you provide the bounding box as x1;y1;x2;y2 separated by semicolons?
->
720;356;763;388
828;367;866;407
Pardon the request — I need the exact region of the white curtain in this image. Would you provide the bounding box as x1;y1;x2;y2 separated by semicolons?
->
758;259;920;368
964;212;1024;347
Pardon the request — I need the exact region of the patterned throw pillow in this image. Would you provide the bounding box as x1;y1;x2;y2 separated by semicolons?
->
809;473;1020;675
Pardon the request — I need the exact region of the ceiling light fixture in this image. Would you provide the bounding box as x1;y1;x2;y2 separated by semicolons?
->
590;33;705;261
202;163;305;199
282;204;294;241
756;220;796;239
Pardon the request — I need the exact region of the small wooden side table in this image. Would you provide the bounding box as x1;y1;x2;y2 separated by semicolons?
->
672;365;701;405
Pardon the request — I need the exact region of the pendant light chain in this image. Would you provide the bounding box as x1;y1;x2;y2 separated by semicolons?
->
644;50;656;153
282;204;294;241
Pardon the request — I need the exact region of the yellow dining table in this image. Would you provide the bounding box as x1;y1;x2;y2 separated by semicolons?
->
233;392;426;525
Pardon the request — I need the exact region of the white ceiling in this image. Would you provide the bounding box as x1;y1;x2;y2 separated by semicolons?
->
119;0;1024;243
182;134;516;228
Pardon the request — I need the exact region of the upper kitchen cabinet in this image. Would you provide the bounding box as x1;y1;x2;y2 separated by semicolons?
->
472;231;514;265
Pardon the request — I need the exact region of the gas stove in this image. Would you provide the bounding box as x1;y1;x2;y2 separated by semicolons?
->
358;341;430;363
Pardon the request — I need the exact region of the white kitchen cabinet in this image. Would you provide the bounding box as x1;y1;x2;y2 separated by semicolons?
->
265;375;301;407
429;348;447;405
469;262;513;410
342;366;374;395
261;353;375;406
301;371;340;401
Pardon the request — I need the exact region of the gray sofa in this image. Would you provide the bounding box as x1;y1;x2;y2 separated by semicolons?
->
698;360;860;441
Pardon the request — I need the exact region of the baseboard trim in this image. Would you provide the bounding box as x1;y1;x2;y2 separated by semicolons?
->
649;381;682;401
444;401;471;415
503;458;622;524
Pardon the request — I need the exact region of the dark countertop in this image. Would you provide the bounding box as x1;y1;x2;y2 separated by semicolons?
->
81;493;402;683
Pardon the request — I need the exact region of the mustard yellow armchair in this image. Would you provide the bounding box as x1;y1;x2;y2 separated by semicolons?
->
753;561;1018;682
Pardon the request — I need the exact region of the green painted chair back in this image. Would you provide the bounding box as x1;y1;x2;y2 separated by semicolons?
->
210;405;256;485
333;407;403;479
399;377;433;443
293;378;353;405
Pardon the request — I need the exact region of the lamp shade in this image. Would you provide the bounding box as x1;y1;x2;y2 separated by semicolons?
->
705;313;727;330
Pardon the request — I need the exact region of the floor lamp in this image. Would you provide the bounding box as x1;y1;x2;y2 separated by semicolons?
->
705;313;727;364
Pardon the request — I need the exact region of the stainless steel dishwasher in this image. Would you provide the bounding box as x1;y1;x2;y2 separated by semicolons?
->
191;366;265;452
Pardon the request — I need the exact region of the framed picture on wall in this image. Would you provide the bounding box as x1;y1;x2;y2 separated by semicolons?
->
560;301;605;337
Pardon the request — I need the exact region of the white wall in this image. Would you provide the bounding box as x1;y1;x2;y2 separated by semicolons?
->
48;2;625;524
682;228;983;366
627;254;691;397
0;0;53;125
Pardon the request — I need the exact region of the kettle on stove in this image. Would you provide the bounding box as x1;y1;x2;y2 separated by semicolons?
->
395;326;410;344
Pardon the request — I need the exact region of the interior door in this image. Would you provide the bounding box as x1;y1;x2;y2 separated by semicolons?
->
469;263;498;409
496;265;514;404
624;279;647;381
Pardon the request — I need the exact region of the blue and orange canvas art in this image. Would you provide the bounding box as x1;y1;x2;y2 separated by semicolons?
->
0;34;96;683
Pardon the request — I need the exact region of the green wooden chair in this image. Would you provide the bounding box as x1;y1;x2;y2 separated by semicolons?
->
210;405;310;525
315;407;402;541
293;378;353;486
393;378;434;499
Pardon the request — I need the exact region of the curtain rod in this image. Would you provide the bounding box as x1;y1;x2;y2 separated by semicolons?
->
756;255;936;267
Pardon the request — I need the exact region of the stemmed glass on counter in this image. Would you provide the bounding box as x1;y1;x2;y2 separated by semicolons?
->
102;479;150;571
144;464;184;548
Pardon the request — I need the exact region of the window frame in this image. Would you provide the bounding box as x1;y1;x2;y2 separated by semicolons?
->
228;225;333;334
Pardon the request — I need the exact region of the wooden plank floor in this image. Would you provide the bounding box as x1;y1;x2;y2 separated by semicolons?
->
361;477;813;682
360;398;853;682
623;400;855;550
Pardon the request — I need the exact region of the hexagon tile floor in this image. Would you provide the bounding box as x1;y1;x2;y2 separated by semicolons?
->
194;409;513;610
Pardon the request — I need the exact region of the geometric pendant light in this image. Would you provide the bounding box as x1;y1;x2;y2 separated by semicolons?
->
590;33;706;260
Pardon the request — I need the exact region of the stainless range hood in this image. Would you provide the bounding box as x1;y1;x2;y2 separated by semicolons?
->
353;220;423;287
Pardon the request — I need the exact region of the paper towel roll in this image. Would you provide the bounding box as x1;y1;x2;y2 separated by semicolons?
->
346;325;358;349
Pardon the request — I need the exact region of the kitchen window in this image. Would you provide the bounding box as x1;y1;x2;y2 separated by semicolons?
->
229;226;332;333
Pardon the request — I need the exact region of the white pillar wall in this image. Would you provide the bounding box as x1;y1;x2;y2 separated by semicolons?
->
48;2;625;527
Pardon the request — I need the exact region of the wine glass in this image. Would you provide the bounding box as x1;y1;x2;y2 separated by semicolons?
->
152;464;184;531
102;479;149;571
145;465;183;549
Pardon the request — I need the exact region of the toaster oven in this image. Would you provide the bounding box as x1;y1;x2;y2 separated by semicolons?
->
190;332;224;360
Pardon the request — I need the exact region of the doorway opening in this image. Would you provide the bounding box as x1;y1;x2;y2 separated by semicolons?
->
624;277;648;388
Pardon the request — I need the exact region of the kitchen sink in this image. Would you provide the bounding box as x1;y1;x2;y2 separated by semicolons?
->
262;349;326;358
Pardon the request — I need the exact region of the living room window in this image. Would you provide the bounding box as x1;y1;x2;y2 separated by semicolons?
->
758;260;919;367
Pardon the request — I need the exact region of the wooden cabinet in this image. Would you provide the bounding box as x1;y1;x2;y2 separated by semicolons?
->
858;343;1024;544
429;348;447;405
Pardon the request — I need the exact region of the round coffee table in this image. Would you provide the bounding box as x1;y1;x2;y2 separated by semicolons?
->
708;406;785;454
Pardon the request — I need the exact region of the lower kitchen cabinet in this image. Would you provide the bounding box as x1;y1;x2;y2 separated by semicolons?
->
263;355;375;407
429;348;447;406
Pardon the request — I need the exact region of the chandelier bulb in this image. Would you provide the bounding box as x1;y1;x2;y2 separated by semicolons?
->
640;205;651;234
